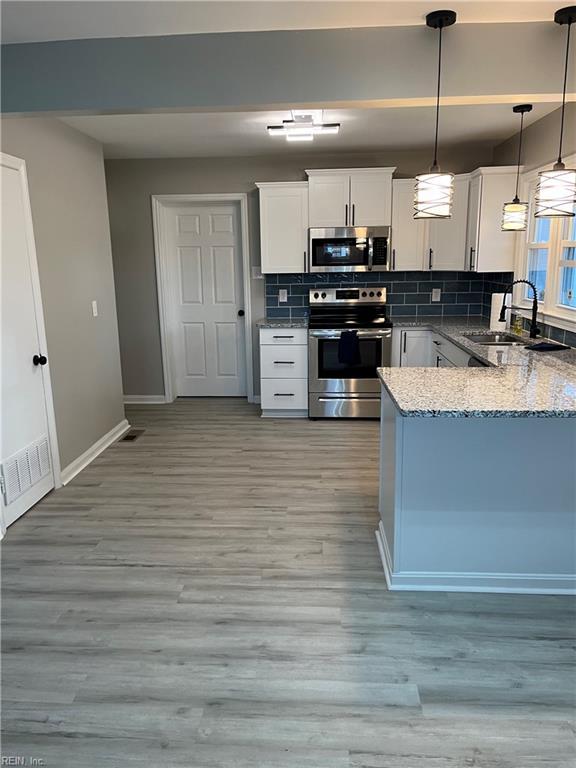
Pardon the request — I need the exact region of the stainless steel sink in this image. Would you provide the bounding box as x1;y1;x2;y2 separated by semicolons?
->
464;333;525;346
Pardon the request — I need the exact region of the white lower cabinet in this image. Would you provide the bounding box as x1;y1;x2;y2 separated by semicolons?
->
394;328;483;368
396;329;433;367
260;329;308;417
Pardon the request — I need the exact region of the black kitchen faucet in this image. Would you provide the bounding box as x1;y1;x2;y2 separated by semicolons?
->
499;280;541;339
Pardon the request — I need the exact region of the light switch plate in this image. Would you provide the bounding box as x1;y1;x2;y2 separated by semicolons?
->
278;289;288;303
431;288;441;302
92;300;99;317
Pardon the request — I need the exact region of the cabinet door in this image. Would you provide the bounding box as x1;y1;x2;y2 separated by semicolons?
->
350;172;392;226
391;179;425;271
466;175;482;272
474;172;517;272
427;176;469;271
308;174;350;227
434;350;456;367
399;330;432;366
259;184;308;274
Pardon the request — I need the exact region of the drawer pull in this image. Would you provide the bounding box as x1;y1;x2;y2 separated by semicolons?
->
274;393;294;397
433;340;441;345
272;335;294;339
274;360;295;365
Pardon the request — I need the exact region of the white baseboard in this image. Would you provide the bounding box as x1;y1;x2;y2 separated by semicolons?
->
375;521;576;595
60;419;130;485
123;395;169;404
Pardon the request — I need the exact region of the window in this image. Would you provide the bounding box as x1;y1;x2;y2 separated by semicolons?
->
518;165;576;326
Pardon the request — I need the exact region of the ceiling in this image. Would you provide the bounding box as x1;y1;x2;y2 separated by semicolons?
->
1;1;561;44
60;103;559;159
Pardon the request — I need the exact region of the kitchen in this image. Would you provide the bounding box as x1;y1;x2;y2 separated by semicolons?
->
2;4;576;765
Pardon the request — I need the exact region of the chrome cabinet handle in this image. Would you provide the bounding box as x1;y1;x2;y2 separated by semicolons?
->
272;335;294;339
274;361;295;364
433;340;441;346
436;355;441;367
352;203;355;225
274;393;294;397
304;251;307;272
469;246;476;271
391;248;396;270
345;203;348;226
429;248;433;270
402;332;407;354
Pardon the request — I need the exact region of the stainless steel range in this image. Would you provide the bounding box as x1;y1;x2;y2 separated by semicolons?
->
308;287;393;419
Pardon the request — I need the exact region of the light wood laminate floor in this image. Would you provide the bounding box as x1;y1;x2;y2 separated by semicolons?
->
2;398;575;767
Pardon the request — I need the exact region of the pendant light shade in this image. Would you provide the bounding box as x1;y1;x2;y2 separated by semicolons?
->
414;10;457;220
502;104;532;231
535;6;576;218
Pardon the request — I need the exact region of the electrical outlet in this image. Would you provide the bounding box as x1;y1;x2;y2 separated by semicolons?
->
92;300;99;317
278;289;288;303
431;288;442;302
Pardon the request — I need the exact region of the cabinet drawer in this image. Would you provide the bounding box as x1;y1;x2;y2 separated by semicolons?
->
260;344;308;378
260;328;308;345
261;378;308;410
430;333;471;367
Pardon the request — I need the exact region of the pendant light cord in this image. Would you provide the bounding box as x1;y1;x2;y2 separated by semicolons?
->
514;111;525;201
558;20;573;165
432;25;443;171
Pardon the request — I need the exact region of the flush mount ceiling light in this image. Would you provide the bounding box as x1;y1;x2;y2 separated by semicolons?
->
502;104;533;231
267;110;340;142
414;9;457;219
535;6;576;218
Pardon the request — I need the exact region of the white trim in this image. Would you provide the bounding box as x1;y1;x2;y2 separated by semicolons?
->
123;395;170;405
375;522;575;595
1;153;62;488
260;409;308;418
151;193;254;404
60;419;130;485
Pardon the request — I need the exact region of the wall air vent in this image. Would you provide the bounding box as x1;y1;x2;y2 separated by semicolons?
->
1;436;51;505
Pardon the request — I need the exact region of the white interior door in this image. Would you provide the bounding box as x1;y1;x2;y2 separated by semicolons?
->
1;154;57;530
165;203;247;397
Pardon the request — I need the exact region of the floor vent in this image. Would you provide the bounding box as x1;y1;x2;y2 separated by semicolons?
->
121;429;145;442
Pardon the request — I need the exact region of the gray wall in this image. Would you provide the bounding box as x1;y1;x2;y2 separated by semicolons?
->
105;145;495;397
493;104;576;169
1;117;125;469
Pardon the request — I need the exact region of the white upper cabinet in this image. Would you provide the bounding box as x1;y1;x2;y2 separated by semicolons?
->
390;179;426;270
349;171;393;225
307;168;395;228
427;175;470;271
257;182;309;274
465;167;518;272
307;174;350;228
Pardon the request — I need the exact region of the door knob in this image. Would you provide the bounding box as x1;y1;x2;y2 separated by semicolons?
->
238;310;245;317
33;354;47;366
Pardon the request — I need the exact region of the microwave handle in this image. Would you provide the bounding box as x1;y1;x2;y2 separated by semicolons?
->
367;238;374;272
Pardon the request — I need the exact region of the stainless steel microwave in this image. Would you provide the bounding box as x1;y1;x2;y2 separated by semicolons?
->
308;226;391;273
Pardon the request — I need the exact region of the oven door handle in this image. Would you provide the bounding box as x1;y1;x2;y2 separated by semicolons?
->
309;330;391;339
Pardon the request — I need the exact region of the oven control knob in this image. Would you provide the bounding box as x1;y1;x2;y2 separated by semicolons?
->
361;291;367;297
377;291;382;297
321;292;327;299
313;292;319;299
369;291;375;297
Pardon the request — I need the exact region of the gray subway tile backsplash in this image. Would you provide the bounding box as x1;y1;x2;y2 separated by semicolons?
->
264;269;575;347
265;271;514;322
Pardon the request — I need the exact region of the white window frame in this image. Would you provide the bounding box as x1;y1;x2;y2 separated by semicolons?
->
515;152;576;332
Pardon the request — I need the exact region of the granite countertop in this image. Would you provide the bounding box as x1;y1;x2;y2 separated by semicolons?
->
379;320;576;418
256;318;309;329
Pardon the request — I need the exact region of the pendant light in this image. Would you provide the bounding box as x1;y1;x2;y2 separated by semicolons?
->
502;104;532;231
535;6;576;218
414;10;457;219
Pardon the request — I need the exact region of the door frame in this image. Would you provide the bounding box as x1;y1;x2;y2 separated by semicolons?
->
1;153;62;529
152;193;254;403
